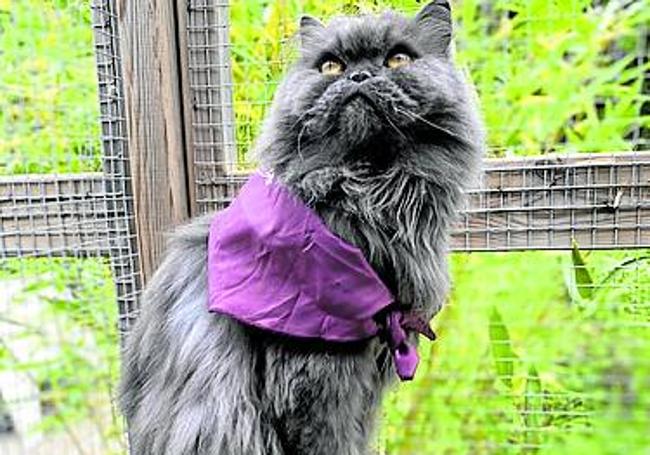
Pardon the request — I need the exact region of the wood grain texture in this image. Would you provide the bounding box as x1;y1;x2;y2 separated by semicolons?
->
119;0;191;281
452;152;650;251
0;173;112;257
2;154;648;259
176;0;197;216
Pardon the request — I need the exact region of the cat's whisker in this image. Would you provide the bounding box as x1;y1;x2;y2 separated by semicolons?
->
291;110;313;130
295;119;337;163
395;108;466;144
381;113;408;141
296;123;309;162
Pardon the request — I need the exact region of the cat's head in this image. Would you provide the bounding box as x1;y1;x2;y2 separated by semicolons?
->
255;1;484;203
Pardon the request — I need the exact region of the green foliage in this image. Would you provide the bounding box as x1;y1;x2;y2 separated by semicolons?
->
455;0;650;155
571;239;594;300
0;257;124;452
0;0;100;174
230;0;649;161
489;306;520;389
379;250;650;453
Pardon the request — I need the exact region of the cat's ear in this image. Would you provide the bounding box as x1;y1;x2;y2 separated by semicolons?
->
300;15;324;31
414;0;452;54
299;15;325;50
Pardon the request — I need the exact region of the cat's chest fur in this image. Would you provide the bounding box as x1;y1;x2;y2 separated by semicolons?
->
311;177;450;318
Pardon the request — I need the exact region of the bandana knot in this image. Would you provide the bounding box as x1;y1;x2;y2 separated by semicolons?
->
384;311;436;380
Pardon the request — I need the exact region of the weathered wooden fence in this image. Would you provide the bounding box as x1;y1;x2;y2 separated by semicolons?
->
0;1;648;453
4;153;649;258
0;0;648;325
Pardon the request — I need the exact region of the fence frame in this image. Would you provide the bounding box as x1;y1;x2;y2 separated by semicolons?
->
5;151;648;263
1;0;648;288
0;1;648;453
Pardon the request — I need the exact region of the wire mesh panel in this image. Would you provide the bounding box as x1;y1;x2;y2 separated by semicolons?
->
380;248;650;453
182;0;650;453
91;0;142;337
185;0;650;245
187;0;238;213
0;0;139;453
185;0;649;204
454;152;650;251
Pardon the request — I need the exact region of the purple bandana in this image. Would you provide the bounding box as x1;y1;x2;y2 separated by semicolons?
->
207;172;436;380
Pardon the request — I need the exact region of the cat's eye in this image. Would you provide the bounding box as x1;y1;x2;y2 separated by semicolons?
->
386;52;413;69
320;59;345;76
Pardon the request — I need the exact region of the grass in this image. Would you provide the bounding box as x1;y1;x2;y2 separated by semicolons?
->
1;0;649;454
0;257;125;454
380;249;650;453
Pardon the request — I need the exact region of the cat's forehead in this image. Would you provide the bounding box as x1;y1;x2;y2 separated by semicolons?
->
321;14;414;61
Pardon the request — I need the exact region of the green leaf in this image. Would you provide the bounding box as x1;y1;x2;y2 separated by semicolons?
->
524;366;544;428
571;239;594;299
600;255;650;286
489;306;519;389
524;366;545;447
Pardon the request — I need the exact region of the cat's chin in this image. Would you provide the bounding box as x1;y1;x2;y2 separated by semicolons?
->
339;103;383;150
341;92;378;109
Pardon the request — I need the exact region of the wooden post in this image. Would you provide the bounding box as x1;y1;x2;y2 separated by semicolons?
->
119;0;192;282
175;0;197;216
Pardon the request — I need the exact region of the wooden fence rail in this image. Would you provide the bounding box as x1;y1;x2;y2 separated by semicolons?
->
454;152;650;251
2;152;648;259
0;173;112;257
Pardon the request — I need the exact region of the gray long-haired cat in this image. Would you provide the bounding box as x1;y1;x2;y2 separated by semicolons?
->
119;2;484;454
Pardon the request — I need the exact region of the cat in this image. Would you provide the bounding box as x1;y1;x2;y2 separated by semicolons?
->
119;1;484;454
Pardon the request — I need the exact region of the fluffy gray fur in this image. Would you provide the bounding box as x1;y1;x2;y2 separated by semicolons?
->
119;2;484;454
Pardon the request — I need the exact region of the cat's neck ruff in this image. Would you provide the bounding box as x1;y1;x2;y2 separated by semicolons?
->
207;172;435;380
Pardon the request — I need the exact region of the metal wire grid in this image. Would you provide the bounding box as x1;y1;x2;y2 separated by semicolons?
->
453;152;650;251
0;0;139;453
375;247;650;453
0;0;142;330
0;2;102;176
91;0;142;335
0;2;110;260
187;1;649;160
186;0;238;214
180;1;650;453
0;173;110;258
185;1;650;251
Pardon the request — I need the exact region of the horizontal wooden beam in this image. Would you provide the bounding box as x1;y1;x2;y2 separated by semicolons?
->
0;173;113;258
2;152;649;259
195;152;650;251
452;152;650;251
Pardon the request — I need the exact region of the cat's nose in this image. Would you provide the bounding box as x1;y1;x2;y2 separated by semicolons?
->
348;70;372;83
